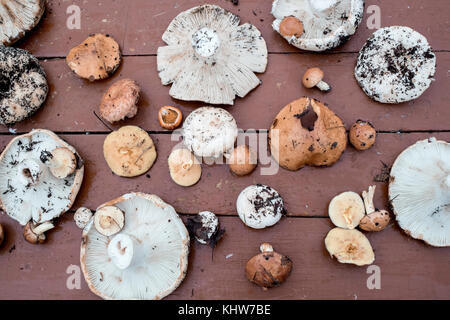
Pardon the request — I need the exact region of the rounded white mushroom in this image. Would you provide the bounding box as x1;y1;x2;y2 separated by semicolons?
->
271;0;364;51
0;129;84;226
237;184;286;229
80;193;190;300
389;137;450;247
94;206;125;237
182;107;238;159
157;4;268;105
74;207;93;229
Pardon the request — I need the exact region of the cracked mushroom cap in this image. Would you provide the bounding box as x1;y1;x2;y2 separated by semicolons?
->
272;0;364;51
0;129;84;226
80;193;190;300
389;138;450;247
157;4;268;105
0;0;45;45
182;107;238;158
269;97;347;171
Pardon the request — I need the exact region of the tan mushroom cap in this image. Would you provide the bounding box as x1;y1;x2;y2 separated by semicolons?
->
279;16;304;37
100;79;140;123
103;126;157;177
158;106;183;130
66;33;121;81
48;147;77;179
228;145;257;176
269;97;347;171
349;120;377;151
329;191;365;229
302;68;324;88
94;205;125;236
168;148;202;187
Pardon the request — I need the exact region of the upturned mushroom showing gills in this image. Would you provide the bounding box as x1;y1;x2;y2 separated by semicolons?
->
80;193;189;300
0;130;84;227
268;97;347;171
157;4;268;105
329;191;365;229
271;0;364;51
389;138;450;247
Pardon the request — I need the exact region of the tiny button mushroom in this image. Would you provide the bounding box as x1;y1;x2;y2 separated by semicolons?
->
74;207;93;229
245;243;293;289
94;206;125;236
349;120;377;151
279;16;304;37
24;221;54;244
99;79;140;123
168;148;202;187
302;67;331;92
158;106;183;130
360;185;391;232
48;147;77;179
107;233;134;270
228;145;257;176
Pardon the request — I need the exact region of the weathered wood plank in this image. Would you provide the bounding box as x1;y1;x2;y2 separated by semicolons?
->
3;53;449;133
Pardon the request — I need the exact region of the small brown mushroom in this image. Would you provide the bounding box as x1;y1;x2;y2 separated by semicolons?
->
302;67;331;92
228;145;257;176
168;148;202;187
360;185;391;232
158;106;183;130
66;33;121;81
0;224;4;246
94;206;125;236
245;243;292;289
279;16;304;37
349;120;377;151
100;79;140;123
23;221;54;244
48;147;77;179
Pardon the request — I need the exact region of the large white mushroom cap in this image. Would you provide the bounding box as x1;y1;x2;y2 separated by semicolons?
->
0;129;84;225
80;193;190;300
271;0;364;51
389;138;450;247
157;4;268;105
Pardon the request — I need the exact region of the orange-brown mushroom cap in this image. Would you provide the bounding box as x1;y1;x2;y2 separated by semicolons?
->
158;106;183;130
302;67;324;88
279;16;304;37
349;120;377;150
269;97;347;171
100;79;140;123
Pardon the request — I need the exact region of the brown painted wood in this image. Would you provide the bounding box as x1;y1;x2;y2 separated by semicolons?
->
0;132;448;216
16;0;450;57
0;214;448;300
2;52;449;133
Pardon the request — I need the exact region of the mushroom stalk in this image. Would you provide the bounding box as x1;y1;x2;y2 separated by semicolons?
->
260;243;273;253
108;233;134;270
316;80;331;92
32;221;55;234
362;185;376;214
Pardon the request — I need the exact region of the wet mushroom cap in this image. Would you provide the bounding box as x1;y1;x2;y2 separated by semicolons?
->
228;145;257;176
100;79;140;123
349;120;376;150
168;148;202;187
66;33;121;81
158;106;183;130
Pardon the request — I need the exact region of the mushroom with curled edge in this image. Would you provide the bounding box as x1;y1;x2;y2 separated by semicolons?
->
0;130;84;240
80;193;190;300
359;185;391;232
389;138;450;247
272;0;365;51
158;106;183;130
157;4;268;105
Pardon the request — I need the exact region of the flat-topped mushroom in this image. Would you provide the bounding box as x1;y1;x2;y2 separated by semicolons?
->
157;4;268;105
0;129;84;227
0;0;45;45
80;193;189;300
272;0;364;51
168;148;202;187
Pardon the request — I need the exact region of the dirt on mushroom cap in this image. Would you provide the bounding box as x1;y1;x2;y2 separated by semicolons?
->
100;79;140;123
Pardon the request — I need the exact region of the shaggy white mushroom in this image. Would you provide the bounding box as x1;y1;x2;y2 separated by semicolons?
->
157;4;268;105
271;0;364;51
389;138;450;247
0;129;84;226
80;193;189;300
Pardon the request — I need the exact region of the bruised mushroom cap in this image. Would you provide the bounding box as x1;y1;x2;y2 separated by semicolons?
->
182;107;238;158
66;33;121;81
325;227;375;266
0;129;84;226
329;191;365;229
272;0;364;51
80;193;190;300
157;4;268;105
355;26;436;104
237;184;285;229
0;0;45;45
389;138;450;247
0;46;48;125
99;79;140;123
269;97;347;171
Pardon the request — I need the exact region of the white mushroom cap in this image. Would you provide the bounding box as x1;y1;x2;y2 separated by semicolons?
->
0;129;84;226
74;207;93;229
80;193;189;300
272;0;364;51
182;107;238;158
237;184;285;229
157;4;268;105
389;138;450;247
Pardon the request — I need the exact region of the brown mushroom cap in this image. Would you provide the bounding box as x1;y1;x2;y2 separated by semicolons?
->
359;210;390;232
100;79;140;123
245;243;292;288
279;17;304;37
302;68;324;88
66;33;121;81
269;97;347;170
158;106;183;130
349;120;377;151
228;145;257;176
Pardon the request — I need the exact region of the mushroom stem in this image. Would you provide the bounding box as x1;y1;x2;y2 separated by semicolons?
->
362;185;376;214
260;243;274;253
182;159;193;171
108;233;134;270
32;221;55;235
17;159;45;186
316;80;331;92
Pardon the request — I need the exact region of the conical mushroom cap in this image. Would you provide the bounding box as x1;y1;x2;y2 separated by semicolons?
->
389;138;450;247
80;193;190;300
